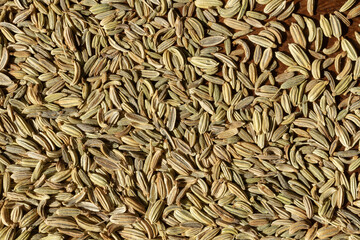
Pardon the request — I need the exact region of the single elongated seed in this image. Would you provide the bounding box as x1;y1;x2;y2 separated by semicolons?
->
340;0;357;12
248;35;277;48
307;0;314;16
341;37;358;61
289;43;311;70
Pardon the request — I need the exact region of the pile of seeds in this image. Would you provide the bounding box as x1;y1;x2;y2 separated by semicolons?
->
1;0;360;239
